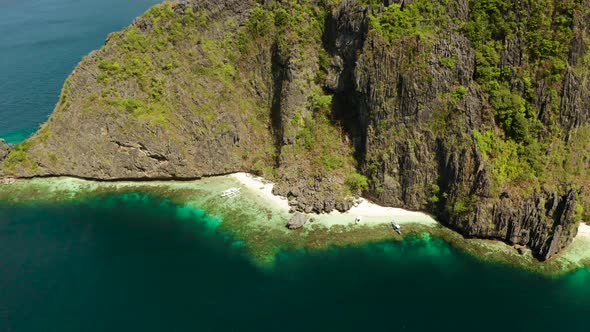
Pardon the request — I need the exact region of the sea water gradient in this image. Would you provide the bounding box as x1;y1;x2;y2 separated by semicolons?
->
0;0;161;143
1;193;589;331
0;1;589;330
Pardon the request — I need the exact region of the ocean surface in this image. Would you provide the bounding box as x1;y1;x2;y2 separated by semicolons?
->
0;0;161;143
0;193;589;332
0;1;589;331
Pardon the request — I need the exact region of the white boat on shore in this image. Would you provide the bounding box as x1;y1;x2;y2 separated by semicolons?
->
392;222;401;234
221;187;241;198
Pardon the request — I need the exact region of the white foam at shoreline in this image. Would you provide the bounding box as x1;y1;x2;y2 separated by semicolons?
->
229;172;438;228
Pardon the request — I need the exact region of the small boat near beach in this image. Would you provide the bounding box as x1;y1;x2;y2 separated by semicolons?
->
221;187;241;198
392;221;401;235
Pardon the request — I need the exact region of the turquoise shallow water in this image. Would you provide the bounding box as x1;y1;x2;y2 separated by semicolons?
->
0;0;161;143
0;193;589;332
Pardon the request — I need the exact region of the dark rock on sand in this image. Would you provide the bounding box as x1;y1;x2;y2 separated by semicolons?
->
287;212;307;229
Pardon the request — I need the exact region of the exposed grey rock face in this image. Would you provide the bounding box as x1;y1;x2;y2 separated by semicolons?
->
454;189;579;260
327;1;587;260
273;176;355;214
287;212;307;229
0;0;270;181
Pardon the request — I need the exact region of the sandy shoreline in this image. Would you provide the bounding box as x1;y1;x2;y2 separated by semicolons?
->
230;173;590;239
229;172;438;228
2;173;586;239
229;173;290;210
577;223;590;238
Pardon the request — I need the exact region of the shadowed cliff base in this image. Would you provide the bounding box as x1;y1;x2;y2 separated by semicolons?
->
1;0;589;259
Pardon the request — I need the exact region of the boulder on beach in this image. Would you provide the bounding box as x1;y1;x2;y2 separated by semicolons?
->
514;244;527;255
287;212;306;229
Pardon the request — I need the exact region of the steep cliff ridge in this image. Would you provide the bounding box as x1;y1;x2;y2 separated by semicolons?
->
349;0;590;259
0;0;272;180
1;0;589;259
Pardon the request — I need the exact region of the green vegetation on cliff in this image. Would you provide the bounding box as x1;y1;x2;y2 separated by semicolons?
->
354;0;588;258
465;0;582;196
1;0;361;208
237;1;362;200
363;0;588;206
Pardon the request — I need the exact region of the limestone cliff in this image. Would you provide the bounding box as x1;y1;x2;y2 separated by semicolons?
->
1;0;589;260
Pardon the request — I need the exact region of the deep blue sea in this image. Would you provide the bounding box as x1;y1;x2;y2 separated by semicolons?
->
0;1;589;331
0;0;161;143
0;194;589;331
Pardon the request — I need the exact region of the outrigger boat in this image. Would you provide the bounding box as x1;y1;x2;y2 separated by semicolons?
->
221;187;241;198
392;221;402;235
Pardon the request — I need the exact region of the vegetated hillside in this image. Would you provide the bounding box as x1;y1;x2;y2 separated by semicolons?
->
1;0;589;259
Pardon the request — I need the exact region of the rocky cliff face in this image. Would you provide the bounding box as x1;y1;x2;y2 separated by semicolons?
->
1;0;589;259
0;0;273;181
332;0;589;259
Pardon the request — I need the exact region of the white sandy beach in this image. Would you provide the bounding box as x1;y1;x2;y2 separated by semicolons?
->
229;173;290;210
557;223;590;266
224;175;590;266
229;172;438;228
577;223;590;239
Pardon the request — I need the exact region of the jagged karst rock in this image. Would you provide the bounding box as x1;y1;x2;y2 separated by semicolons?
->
287;212;307;229
1;0;589;259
